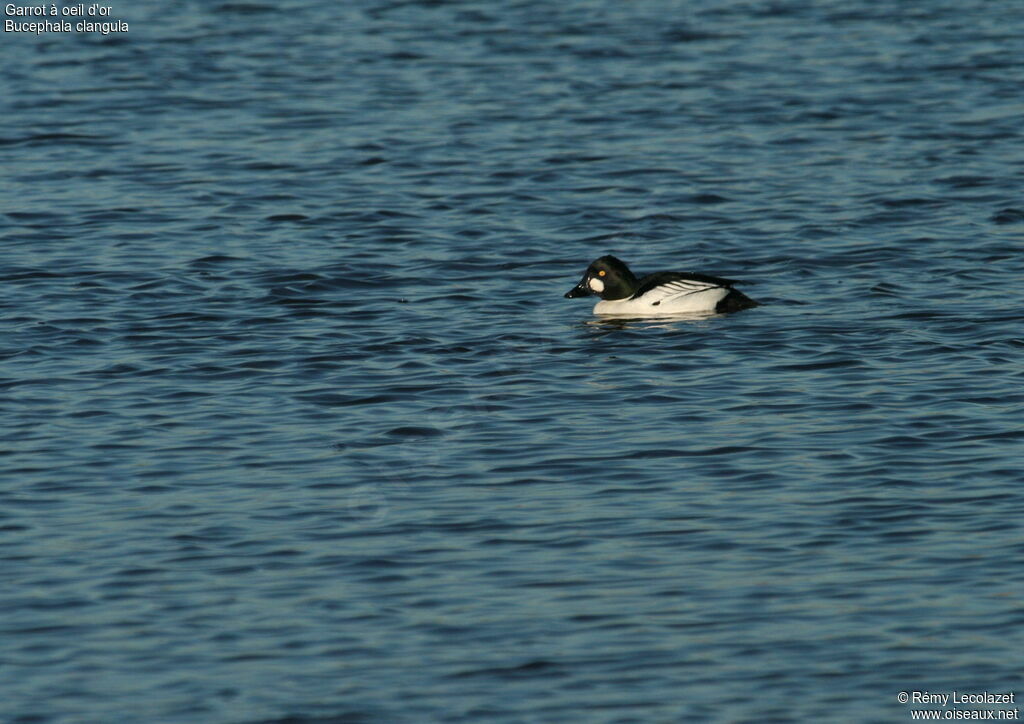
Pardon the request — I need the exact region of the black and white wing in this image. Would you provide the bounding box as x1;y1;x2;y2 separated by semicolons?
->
631;271;735;305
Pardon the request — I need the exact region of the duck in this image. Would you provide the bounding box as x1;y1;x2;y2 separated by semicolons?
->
564;255;758;316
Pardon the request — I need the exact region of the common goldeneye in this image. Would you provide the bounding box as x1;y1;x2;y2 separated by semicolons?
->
564;255;758;315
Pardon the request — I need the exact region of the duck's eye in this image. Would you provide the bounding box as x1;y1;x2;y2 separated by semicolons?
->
598;270;606;277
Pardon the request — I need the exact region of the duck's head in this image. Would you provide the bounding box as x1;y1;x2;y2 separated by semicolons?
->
564;255;638;301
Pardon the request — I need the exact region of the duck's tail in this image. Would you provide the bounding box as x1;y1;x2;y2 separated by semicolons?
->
715;289;759;313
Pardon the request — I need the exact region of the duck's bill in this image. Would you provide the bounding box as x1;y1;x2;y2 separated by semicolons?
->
564;279;591;298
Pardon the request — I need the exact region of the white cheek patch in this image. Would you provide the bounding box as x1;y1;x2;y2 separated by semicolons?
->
588;276;605;293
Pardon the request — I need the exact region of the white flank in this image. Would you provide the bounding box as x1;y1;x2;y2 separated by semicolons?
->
593;285;729;316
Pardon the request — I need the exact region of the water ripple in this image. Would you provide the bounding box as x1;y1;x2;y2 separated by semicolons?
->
3;0;1023;722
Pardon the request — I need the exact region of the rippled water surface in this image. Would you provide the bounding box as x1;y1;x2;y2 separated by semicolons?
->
3;1;1024;722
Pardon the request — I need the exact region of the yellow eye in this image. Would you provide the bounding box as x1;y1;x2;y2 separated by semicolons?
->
598;270;606;277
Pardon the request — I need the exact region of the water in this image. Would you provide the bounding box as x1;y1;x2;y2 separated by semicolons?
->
3;1;1023;722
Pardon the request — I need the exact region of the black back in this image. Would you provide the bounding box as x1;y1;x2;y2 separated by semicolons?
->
631;271;739;299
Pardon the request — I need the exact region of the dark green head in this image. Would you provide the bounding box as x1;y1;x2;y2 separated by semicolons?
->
564;255;639;301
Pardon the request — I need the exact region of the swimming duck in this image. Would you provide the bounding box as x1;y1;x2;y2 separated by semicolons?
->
565;255;758;315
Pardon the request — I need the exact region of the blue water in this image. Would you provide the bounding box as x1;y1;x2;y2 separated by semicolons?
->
3;1;1024;722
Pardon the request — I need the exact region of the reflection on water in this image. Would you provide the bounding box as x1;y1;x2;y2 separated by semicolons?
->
583;311;726;328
